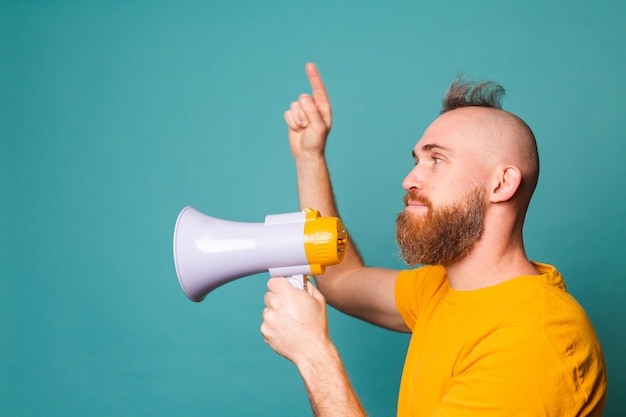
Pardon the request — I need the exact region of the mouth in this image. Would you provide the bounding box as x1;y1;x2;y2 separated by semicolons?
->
403;193;430;214
405;202;428;213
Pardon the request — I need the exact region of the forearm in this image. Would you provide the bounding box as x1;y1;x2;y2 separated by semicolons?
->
295;152;338;216
296;341;367;417
294;152;366;290
294;153;406;331
295;152;364;264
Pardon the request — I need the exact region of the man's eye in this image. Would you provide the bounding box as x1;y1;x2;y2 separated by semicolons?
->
433;157;443;164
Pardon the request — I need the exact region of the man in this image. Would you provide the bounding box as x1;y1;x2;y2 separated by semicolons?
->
260;63;607;416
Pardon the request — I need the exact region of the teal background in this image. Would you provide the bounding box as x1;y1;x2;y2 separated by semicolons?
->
2;1;625;415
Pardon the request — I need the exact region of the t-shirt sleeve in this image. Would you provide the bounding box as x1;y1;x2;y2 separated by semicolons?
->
395;269;421;330
395;266;447;331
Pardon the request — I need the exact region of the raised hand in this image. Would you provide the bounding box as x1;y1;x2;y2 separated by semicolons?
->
283;63;332;159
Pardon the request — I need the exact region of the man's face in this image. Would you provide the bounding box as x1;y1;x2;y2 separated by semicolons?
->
396;109;493;266
395;181;486;267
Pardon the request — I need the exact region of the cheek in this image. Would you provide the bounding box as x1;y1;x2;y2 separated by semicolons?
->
429;177;473;207
429;175;456;196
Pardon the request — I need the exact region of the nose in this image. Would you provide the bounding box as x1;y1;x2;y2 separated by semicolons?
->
402;165;424;191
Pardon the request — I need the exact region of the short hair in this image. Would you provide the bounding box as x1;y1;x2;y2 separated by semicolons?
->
441;75;506;114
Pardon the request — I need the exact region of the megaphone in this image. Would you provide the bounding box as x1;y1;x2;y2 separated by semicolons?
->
173;206;348;302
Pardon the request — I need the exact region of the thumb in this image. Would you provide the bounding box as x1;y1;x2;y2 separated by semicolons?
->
267;276;292;293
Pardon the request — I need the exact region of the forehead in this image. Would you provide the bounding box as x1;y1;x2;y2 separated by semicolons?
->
414;111;472;154
413;107;499;156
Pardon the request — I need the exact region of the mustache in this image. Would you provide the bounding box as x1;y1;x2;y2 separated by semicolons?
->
403;191;432;208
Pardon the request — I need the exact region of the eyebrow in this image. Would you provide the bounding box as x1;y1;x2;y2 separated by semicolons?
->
421;143;453;154
412;143;454;160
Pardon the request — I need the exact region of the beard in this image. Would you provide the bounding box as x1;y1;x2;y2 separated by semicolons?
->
395;185;486;267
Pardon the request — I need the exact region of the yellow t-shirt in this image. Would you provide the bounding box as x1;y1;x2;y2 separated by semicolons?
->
394;262;607;417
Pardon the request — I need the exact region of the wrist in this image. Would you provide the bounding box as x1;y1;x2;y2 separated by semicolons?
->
294;149;326;164
294;337;339;377
293;338;367;417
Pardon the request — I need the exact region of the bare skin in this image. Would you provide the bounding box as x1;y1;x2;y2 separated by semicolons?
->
261;63;539;416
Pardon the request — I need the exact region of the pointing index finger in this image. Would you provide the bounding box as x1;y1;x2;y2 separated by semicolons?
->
305;62;330;108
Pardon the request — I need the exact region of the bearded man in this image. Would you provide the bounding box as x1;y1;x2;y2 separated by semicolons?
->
261;63;607;417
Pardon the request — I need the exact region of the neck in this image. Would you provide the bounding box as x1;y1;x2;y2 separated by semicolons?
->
444;227;538;291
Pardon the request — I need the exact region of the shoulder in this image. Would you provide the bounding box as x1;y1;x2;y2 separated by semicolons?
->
466;263;608;414
395;266;449;329
396;265;448;300
449;320;606;416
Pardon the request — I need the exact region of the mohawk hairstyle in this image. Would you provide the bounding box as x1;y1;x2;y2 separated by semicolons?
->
441;75;506;114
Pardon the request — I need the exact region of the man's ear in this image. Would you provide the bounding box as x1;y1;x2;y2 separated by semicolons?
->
490;165;522;203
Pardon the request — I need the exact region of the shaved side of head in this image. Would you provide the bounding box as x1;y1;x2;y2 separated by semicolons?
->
440;77;539;206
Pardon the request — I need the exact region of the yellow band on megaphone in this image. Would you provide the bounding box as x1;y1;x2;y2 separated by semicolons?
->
302;208;348;275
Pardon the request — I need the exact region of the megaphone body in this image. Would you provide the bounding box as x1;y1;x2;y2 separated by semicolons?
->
173;206;347;302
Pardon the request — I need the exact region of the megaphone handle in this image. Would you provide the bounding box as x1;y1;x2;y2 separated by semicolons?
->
285;274;307;290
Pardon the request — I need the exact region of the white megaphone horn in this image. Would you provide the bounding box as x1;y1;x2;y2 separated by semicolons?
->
173;206;348;302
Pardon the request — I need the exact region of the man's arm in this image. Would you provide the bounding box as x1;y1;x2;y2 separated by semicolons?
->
261;278;367;417
284;63;407;332
261;64;407;417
